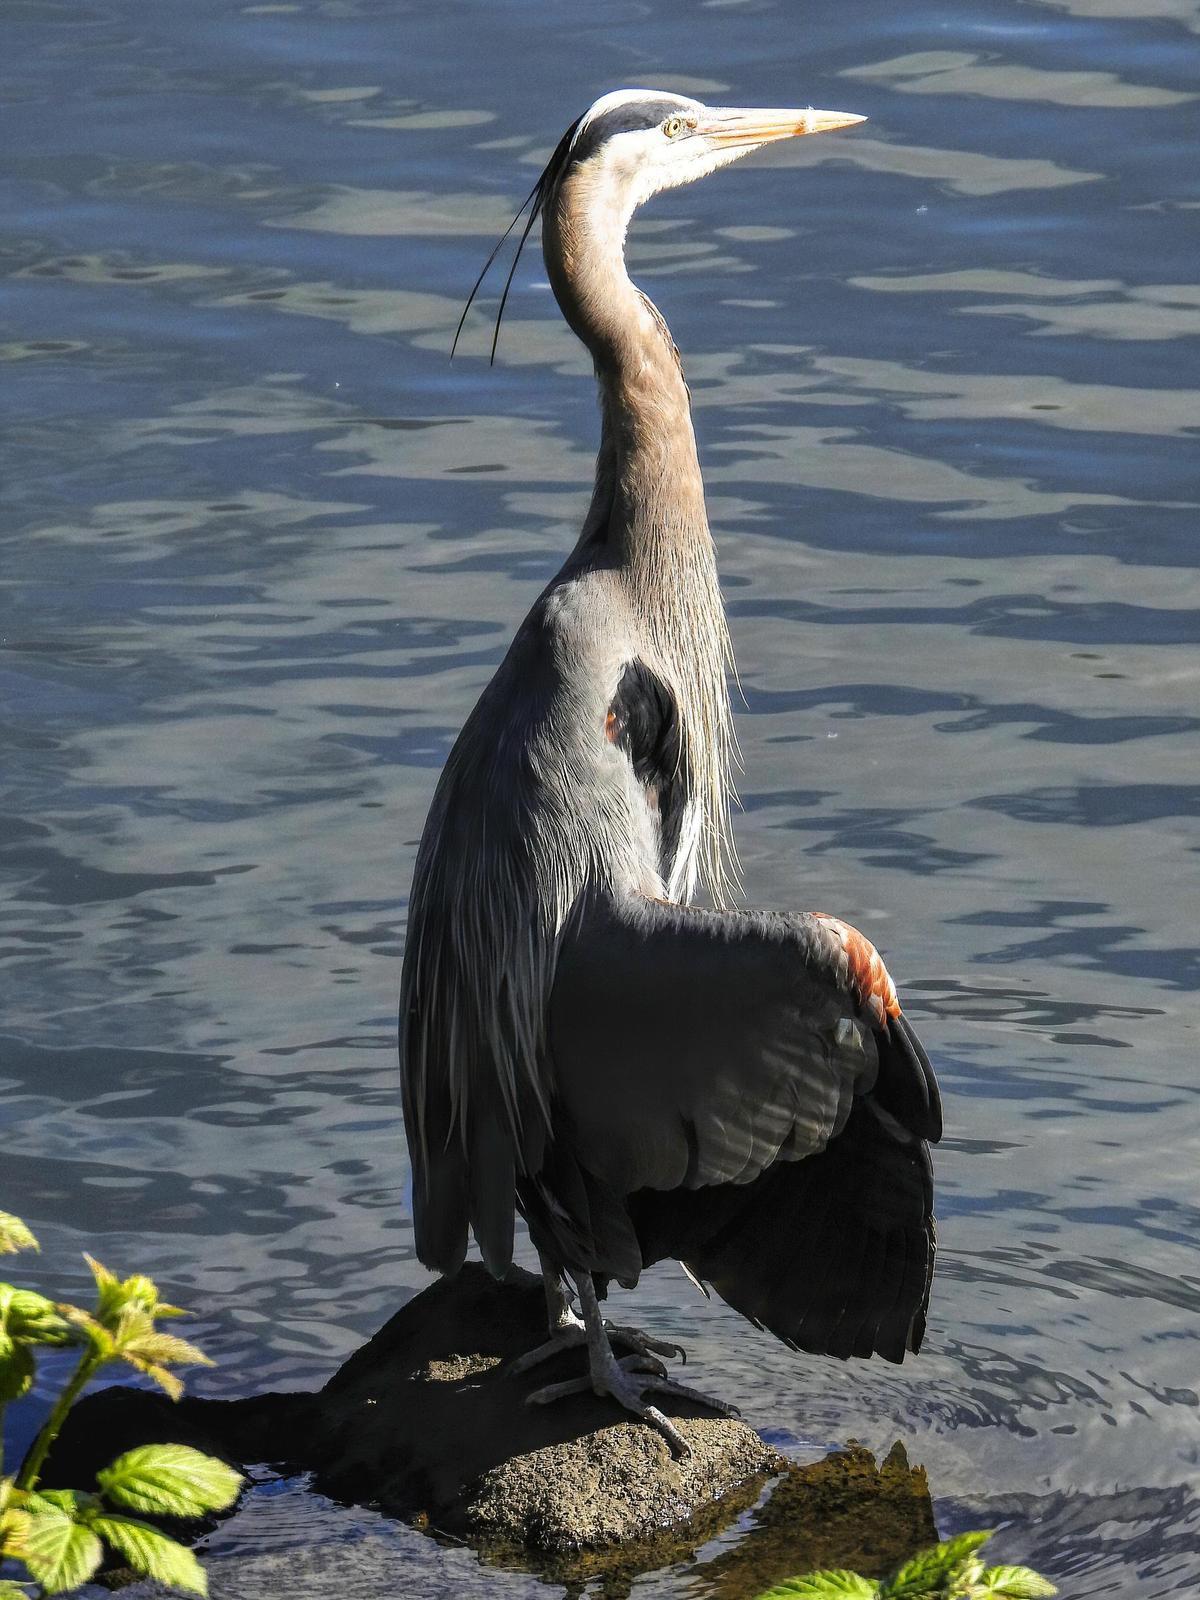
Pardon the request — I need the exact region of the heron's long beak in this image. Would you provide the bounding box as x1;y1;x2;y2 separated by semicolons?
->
700;107;866;150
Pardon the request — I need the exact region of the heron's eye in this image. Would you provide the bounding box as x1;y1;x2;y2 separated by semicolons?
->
662;116;686;139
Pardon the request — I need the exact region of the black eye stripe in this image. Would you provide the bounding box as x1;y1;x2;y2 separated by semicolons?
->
570;98;692;160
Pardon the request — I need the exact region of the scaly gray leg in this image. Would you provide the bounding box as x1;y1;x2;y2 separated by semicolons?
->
524;1270;738;1458
510;1253;685;1375
541;1253;583;1334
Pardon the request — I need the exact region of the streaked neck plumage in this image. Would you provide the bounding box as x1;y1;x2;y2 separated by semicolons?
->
542;163;705;553
541;162;738;907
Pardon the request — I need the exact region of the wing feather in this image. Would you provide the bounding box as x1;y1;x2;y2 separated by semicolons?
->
538;889;940;1361
547;891;924;1198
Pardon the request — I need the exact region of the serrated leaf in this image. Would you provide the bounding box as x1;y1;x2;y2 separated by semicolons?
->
92;1514;208;1596
883;1532;994;1598
84;1253;122;1313
976;1567;1057;1598
25;1490;81;1516
119;1330;213;1369
0;1341;35;1403
0;1215;38;1256
119;1276;159;1312
758;1572;879;1599
56;1302;115;1358
98;1445;242;1518
0;1581;33;1598
10;1500;103;1594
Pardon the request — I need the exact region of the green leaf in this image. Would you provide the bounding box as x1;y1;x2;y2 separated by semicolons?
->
883;1532;994;1598
54;1304;115;1366
92;1514;207;1596
118;1329;213;1370
757;1573;879;1599
5;1291;71;1347
83;1254;124;1323
10;1498;103;1594
976;1568;1057;1599
98;1444;242;1518
0;1341;35;1404
25;1491;82;1515
84;1258;186;1332
103;1309;211;1397
0;1582;34;1598
0;1215;38;1256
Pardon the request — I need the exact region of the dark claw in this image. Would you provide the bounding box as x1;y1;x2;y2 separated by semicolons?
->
605;1324;688;1366
615;1351;669;1380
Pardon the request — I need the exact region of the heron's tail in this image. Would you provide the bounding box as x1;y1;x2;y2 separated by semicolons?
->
406;1064;519;1279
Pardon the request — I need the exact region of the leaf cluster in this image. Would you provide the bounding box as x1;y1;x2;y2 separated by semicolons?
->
0;1212;243;1597
2;1448;241;1596
757;1530;1056;1600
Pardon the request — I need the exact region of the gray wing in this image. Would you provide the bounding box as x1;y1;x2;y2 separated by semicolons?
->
546;890;937;1197
531;890;940;1360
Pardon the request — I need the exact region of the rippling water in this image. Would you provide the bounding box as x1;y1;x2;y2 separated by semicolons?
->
3;1;1198;1595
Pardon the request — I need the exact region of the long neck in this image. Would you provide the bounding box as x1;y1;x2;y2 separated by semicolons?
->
542;167;739;907
543;165;707;560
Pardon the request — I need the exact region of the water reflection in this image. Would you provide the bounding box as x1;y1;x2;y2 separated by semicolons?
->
843;50;1194;109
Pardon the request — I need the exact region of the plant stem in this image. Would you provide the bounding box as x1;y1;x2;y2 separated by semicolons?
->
14;1347;104;1492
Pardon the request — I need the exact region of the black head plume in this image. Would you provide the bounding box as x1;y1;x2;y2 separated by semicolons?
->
451;114;584;366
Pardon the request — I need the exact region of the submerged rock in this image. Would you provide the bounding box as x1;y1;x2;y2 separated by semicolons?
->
47;1263;779;1553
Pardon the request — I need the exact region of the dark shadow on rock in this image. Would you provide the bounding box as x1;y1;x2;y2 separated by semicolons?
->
43;1264;934;1582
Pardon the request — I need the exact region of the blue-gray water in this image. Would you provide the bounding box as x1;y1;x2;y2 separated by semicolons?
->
2;2;1198;1596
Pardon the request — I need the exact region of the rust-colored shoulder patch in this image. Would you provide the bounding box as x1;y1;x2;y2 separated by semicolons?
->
811;912;901;1026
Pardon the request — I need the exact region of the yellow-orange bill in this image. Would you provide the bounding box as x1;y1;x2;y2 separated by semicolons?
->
702;107;867;147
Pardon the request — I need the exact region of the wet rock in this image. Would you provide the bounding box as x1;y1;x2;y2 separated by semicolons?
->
46;1263;779;1554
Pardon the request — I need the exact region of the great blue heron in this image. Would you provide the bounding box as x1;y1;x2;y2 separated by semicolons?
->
400;89;941;1455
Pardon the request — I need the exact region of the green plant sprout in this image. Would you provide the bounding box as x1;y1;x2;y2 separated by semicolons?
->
1;1210;243;1598
757;1530;1057;1600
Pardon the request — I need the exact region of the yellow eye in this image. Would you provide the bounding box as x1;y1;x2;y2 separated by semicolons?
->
663;116;686;139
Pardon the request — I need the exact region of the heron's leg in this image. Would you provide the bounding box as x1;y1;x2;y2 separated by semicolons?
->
509;1254;685;1375
524;1270;737;1459
540;1252;583;1335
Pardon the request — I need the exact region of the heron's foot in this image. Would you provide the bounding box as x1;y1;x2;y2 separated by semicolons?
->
526;1348;738;1459
509;1322;587;1376
510;1320;685;1377
605;1322;687;1367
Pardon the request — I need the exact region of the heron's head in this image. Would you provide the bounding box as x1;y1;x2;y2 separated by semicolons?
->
454;89;865;362
556;88;865;216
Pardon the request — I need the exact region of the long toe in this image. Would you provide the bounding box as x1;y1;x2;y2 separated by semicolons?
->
525;1374;593;1406
525;1355;733;1458
605;1323;687;1365
641;1374;741;1419
508;1324;587;1375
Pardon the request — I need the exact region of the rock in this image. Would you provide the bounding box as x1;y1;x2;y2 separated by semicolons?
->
46;1263;780;1556
467;1416;776;1551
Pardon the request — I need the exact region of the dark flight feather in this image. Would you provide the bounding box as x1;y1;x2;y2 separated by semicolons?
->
529;891;940;1361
